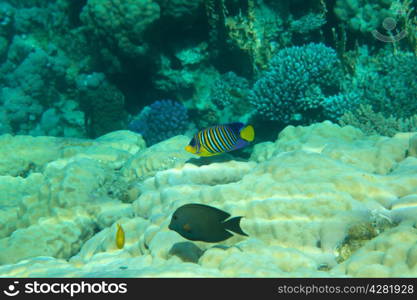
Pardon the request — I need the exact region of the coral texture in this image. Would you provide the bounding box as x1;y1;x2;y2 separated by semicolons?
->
250;43;357;123
334;0;395;33
81;0;160;59
128;100;189;146
0;122;416;277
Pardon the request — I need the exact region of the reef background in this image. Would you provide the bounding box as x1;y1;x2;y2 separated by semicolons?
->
0;0;416;143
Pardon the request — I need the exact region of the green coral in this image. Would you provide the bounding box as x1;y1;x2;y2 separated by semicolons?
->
77;74;126;138
290;12;327;34
356;51;417;119
339;104;417;137
156;0;203;19
334;0;396;33
224;0;280;73
211;72;250;113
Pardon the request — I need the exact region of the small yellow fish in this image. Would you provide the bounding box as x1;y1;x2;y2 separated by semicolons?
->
115;223;125;249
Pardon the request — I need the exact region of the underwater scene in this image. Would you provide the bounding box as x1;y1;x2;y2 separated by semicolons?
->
0;0;416;278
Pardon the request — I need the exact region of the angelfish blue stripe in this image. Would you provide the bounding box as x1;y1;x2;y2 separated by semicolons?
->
224;126;237;144
220;126;234;148
214;127;229;151
200;131;214;153
207;128;221;152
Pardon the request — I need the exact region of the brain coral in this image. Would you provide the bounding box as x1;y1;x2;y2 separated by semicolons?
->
81;0;160;58
0;130;145;265
250;43;356;123
0;122;416;277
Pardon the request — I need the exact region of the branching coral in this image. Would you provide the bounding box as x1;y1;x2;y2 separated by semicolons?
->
203;0;330;75
358;51;417;118
0;40;86;136
334;0;396;33
250;43;357;123
211;71;250;113
339;104;417;137
224;0;278;73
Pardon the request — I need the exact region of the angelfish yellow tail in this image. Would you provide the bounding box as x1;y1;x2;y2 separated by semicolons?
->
240;125;255;142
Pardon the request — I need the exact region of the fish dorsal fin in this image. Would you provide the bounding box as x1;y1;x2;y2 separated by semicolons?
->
224;122;245;133
184;203;231;221
224;123;254;142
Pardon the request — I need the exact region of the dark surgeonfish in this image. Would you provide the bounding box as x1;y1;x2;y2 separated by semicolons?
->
168;203;248;243
185;122;255;157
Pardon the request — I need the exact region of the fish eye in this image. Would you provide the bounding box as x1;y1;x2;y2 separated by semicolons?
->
173;215;177;220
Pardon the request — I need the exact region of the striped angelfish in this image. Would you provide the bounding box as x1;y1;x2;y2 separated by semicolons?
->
185;122;255;157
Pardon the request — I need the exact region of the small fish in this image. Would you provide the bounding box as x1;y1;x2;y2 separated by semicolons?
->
115;223;125;249
185;122;255;157
168;203;248;243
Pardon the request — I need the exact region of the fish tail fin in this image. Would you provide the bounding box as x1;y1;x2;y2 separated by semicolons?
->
240;125;255;142
223;216;248;236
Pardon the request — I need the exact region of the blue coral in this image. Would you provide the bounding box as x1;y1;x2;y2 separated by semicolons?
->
211;72;250;110
128;100;189;146
250;43;349;123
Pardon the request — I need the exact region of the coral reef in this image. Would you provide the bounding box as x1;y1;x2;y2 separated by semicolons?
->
0;1;127;138
357;51;417;118
210;71;252;122
156;0;203;20
223;0;280;73
250;43;357;123
0;0;417;279
128;100;189;146
0;40;85;136
0;122;416;277
334;0;396;33
211;72;250;111
340;104;417;137
0;0;415;141
77;74;127;138
80;0;160;62
290;12;327;35
122;135;194;182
